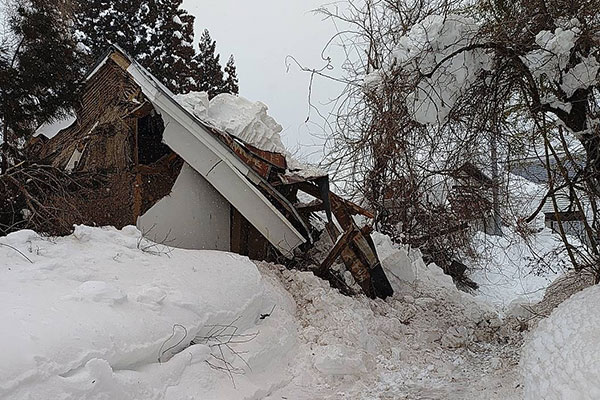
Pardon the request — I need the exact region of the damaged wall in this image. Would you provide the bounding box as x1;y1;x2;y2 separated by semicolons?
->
137;163;231;251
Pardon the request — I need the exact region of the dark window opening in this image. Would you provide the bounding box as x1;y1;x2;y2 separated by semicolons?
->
138;110;170;165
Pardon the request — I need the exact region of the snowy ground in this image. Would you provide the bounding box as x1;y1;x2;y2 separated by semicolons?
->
468;228;567;313
259;261;523;400
465;173;576;314
1;226;298;399
1;225;534;399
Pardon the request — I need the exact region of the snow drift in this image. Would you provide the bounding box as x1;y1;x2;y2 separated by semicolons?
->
2;225;525;399
522;284;600;400
1;225;297;399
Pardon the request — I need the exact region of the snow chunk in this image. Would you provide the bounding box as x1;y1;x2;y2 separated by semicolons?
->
522;284;600;399
525;26;579;78
34;113;76;139
562;56;600;97
313;344;367;376
363;69;385;93
521;22;599;97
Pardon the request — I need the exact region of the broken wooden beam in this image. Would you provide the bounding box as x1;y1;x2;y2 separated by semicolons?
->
325;196;394;299
320;226;360;274
295;199;325;214
244;142;287;170
295;181;375;220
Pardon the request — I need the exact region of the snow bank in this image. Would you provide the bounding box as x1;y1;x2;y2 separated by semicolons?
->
522;284;600;399
464;174;574;314
1;225;523;399
468;228;566;313
175;92;325;177
1;226;297;399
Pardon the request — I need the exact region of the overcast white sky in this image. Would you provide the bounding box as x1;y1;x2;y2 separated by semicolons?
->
182;0;346;162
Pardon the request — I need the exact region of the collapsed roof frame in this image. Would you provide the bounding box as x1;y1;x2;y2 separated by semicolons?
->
105;48;308;258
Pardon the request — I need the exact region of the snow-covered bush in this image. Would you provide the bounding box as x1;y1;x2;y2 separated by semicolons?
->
316;0;600;279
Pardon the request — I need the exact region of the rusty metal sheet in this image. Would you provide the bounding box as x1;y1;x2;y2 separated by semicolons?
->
204;126;272;179
244;143;287;170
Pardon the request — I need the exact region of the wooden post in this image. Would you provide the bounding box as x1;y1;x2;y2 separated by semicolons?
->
132;118;142;220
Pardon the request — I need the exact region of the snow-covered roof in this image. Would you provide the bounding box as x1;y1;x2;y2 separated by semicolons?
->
541;187;583;215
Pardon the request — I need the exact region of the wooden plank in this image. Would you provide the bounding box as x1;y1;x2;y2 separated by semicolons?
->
110;51;132;70
296;181;375;220
323;195;393;299
296;199;325;213
339;245;375;298
127;101;154;118
132;118;142;220
320;227;360;273
244;143;287;170
230;208;247;255
202;126;273;179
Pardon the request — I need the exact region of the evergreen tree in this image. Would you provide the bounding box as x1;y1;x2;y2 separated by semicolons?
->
224;54;239;95
195;29;225;99
146;0;198;94
75;1;241;96
1;0;84;170
75;0;155;65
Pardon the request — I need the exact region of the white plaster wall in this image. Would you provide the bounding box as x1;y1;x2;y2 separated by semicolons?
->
137;163;231;251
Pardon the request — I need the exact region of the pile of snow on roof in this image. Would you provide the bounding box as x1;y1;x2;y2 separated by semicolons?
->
175;92;288;155
176;92;325;177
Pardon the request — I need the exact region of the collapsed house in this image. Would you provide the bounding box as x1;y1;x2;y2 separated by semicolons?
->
28;45;393;299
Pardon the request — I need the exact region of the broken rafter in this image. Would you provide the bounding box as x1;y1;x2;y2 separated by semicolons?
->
320;192;393;300
295;181;375;220
295;199;325;213
243;142;287;170
204;125;274;179
319;226;361;274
